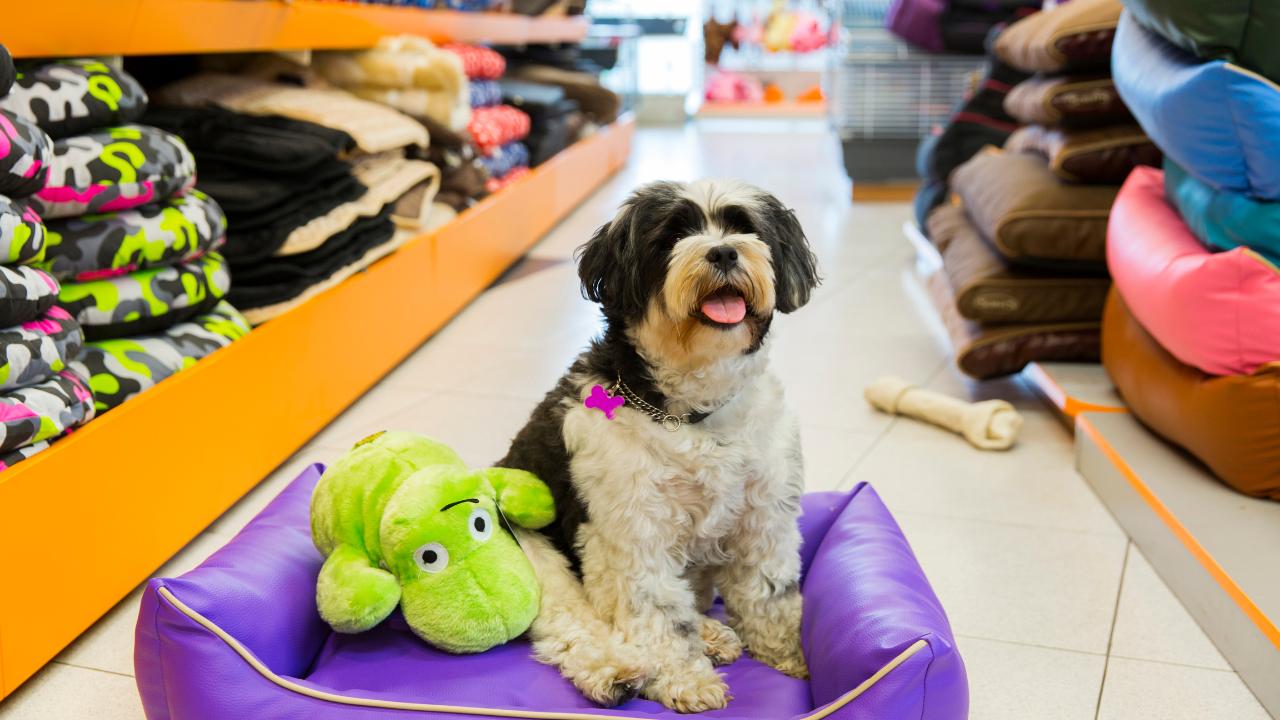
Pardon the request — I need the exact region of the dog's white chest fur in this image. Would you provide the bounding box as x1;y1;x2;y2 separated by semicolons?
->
562;369;799;566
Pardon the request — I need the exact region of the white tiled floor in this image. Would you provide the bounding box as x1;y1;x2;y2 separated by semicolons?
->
1;122;1269;719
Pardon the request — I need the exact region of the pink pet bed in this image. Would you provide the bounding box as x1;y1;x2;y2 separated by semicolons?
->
1108;166;1280;376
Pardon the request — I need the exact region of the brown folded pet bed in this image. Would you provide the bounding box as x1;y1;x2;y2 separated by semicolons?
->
1004;124;1160;184
928;205;1110;324
994;0;1123;73
1004;75;1132;128
926;269;1102;380
1102;290;1280;500
952;149;1118;269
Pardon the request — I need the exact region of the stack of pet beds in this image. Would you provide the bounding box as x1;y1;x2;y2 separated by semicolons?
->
147;67;438;326
913;52;1030;231
0;57;250;428
0;49;94;469
1100;7;1280;500
500;80;579;169
500;46;621;128
888;0;1039;54
443;44;534;193
925;0;1157;380
313;37;497;219
313;35;471;135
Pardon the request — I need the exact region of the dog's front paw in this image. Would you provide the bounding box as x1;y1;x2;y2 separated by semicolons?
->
644;661;731;713
751;639;808;679
533;634;648;707
700;617;743;666
570;657;647;707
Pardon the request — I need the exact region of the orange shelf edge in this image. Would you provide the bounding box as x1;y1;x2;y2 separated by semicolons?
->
6;0;589;58
0;117;634;698
697;100;828;118
1024;362;1127;420
1076;415;1280;652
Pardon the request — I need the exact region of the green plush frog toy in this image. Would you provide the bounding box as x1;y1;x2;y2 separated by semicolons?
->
310;431;555;653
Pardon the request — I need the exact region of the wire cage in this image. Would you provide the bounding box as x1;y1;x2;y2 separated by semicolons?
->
827;0;985;181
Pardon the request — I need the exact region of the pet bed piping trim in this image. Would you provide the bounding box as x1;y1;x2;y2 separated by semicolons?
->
156;586;928;719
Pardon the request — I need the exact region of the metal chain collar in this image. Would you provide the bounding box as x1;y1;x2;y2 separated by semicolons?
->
611;376;690;432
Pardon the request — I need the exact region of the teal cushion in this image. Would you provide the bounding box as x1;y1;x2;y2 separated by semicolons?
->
1164;158;1280;268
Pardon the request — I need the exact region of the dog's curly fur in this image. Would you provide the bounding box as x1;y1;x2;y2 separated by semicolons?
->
499;179;820;712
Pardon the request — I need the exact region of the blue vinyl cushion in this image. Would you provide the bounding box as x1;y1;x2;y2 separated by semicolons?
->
1113;11;1280;201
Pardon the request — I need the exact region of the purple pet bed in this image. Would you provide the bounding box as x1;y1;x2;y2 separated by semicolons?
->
135;466;967;719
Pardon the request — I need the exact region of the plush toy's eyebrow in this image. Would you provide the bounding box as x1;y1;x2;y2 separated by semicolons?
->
440;498;480;512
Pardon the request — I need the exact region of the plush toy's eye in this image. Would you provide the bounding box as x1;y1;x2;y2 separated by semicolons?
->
414;542;449;573
468;508;493;542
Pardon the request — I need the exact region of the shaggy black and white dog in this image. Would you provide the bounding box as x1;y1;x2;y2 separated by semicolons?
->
499;179;820;713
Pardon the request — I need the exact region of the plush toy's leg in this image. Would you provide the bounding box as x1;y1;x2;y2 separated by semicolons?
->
516;529;648;708
316;545;402;634
480;467;556;530
577;523;730;713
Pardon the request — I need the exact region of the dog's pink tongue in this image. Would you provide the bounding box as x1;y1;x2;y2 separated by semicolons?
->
701;294;747;324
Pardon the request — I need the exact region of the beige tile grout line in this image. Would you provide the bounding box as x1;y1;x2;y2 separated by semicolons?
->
954;634;1106;659
1101;654;1242;674
51;660;135;679
1094;541;1132;719
888;508;1125;540
953;632;1239;674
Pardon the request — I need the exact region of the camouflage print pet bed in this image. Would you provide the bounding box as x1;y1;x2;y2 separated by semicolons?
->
0;59;148;139
31;125;197;219
0;305;83;391
0;265;59;328
0;438;50;471
0;195;46;265
0;109;52;198
0;367;94;455
0;44;13;98
58;251;230;341
73;300;248;413
40;191;226;281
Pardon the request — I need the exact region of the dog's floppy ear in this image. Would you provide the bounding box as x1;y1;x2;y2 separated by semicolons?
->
576;203;633;310
576;181;683;319
755;193;820;313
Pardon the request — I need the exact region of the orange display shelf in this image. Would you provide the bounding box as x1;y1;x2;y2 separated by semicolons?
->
6;0;589;58
0;117;634;698
698;100;828;118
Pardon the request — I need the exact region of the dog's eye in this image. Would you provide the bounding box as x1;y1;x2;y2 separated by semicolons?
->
468;508;494;542
414;542;449;574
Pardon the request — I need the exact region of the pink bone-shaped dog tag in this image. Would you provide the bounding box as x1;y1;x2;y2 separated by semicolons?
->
583;384;625;420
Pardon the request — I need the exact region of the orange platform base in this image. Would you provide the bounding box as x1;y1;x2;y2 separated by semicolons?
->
697;100;828;118
0;118;634;698
850;182;918;203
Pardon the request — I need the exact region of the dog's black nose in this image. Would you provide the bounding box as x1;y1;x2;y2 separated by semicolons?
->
705;245;739;272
